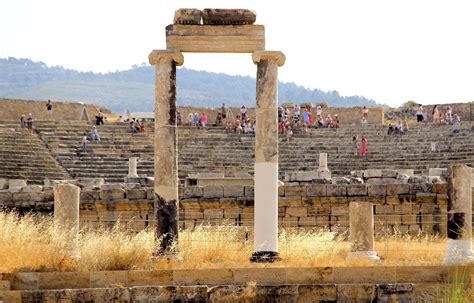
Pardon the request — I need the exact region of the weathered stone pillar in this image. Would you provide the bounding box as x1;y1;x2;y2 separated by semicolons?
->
54;183;80;246
348;202;380;261
250;51;285;263
319;153;328;169
444;164;473;264
128;157;139;178
149;50;184;255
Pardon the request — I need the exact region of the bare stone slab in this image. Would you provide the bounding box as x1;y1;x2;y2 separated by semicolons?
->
202;9;256;25
8;179;27;192
166;24;265;53
364;169;382;178
347;184;368;196
173;8;202;25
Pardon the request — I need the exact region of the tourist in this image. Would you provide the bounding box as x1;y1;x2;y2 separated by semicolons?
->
352;136;359;155
452;114;461;134
293;105;301;128
360;116;368;126
225;121;233;134
317;116;324;128
432;105;440;124
216;112;222;126
236;119;243;135
26;113;33;135
316;105;323;121
46;100;53;116
325;114;332;128
91;126;100;141
416;104;424;123
19;114;27;134
360;136;368;156
362;106;369;121
394;121;403;135
279;119;286;134
95;108;106;125
333;114;340;129
221;103;227;122
187;113;193;126
278;106;283;123
285;125;293;142
200;113;207;128
307;105;313;126
128;121;136;133
240;105;247;121
402;119;409;133
193;112;200;127
284;107;290;121
177;112;182;126
140;120;146;132
387;124;394;135
445;106;453;124
303;108;310;133
135;119;141;132
82;132;88;152
244;119;253;134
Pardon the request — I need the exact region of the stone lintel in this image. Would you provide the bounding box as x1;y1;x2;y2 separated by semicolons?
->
149;50;184;66
252;51;286;67
166;24;265;53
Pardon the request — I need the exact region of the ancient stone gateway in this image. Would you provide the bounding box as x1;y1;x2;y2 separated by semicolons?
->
149;9;285;261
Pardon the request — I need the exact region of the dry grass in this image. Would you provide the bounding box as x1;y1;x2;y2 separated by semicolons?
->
0;211;448;273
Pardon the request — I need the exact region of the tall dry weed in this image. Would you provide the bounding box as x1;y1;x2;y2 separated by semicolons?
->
0;212;449;273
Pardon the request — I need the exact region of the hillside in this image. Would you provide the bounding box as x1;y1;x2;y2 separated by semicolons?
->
0;57;380;112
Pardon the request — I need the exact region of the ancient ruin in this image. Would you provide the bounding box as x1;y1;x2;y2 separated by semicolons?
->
0;7;473;303
149;9;285;261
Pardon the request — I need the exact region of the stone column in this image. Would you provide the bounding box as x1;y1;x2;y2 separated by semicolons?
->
319;153;328;169
250;51;285;263
317;152;331;179
149;50;184;255
444;164;473;264
348;202;380;261
54;183;80;247
128;157;139;178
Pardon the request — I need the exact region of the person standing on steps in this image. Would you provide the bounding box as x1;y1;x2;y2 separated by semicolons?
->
91;126;100;141
200;113;207;128
416;104;424;123
221;103;227;123
360;136;368;156
82;132;88;152
352;136;359;155
26;113;34;135
432;105;440;124
362;106;369;122
19;114;27;134
46;100;53;117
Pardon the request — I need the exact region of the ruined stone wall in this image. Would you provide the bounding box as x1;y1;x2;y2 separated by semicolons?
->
178;106;384;125
0;98;108;121
0;182;459;236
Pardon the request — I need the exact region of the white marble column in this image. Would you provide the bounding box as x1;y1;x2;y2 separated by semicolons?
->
348;202;380;261
444;164;473;264
149;50;184;255
128;157;139;178
250;51;285;263
54;183;80;250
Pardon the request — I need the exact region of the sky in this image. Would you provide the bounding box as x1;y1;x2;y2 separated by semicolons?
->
1;0;474;107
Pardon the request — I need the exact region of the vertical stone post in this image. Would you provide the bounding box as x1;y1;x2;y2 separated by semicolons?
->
250;51;285;263
444;164;473;264
319;153;328;170
348;202;380;261
128;157;139;178
149;50;184;255
54;183;80;247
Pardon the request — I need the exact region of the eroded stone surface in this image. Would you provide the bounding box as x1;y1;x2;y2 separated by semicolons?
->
202;8;256;25
173;8;202;25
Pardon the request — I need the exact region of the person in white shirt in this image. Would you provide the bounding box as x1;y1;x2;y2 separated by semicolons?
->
416;104;424;123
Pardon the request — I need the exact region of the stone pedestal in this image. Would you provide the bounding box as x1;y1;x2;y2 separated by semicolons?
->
317;152;331;179
348;202;380;261
149;50;184;255
53;183;80;248
128;157;139;178
250;51;285;263
444;164;473;264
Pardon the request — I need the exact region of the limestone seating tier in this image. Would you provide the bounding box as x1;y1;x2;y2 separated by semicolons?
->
1;121;472;183
0;125;70;184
